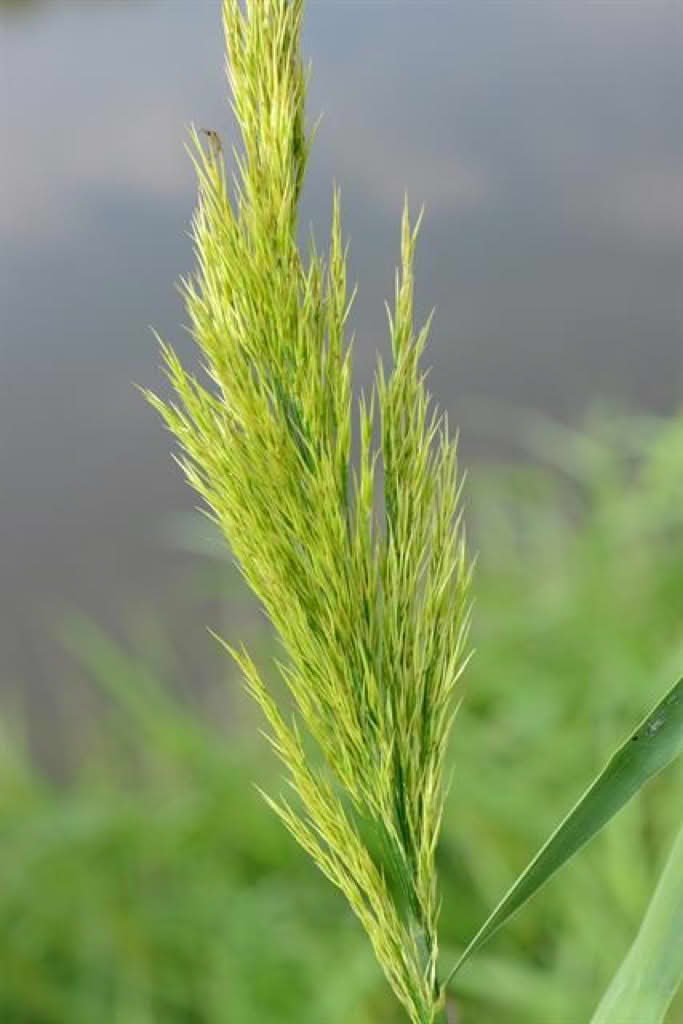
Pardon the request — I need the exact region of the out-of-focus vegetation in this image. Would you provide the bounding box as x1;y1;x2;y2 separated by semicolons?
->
0;0;43;17
1;410;682;1023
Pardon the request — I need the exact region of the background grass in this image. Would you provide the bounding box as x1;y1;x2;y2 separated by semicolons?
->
1;408;682;1023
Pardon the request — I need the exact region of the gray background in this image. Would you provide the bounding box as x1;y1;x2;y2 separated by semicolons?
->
1;0;682;736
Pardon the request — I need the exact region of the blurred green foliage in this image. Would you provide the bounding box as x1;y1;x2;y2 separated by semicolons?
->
1;409;682;1023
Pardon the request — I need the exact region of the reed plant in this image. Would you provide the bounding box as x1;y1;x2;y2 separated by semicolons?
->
146;2;682;1021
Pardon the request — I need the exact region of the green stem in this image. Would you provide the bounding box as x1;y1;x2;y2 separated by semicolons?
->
413;920;450;1023
433;1003;449;1024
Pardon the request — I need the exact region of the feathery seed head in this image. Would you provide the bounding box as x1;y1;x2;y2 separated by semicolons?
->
146;3;471;1020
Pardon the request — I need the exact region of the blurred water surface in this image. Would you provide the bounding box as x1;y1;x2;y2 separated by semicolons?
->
1;0;682;723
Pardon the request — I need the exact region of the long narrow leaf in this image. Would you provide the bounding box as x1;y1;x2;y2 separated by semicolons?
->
444;675;683;989
590;820;683;1024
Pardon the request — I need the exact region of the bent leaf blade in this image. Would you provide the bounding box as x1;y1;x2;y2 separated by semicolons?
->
445;675;683;989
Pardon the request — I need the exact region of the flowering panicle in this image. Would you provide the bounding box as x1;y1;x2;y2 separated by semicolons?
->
146;2;471;1020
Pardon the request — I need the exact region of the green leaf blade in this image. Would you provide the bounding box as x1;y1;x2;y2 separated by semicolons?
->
445;675;683;989
590;820;683;1024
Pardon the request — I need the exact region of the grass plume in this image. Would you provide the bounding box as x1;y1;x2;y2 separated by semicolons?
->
145;1;471;1019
